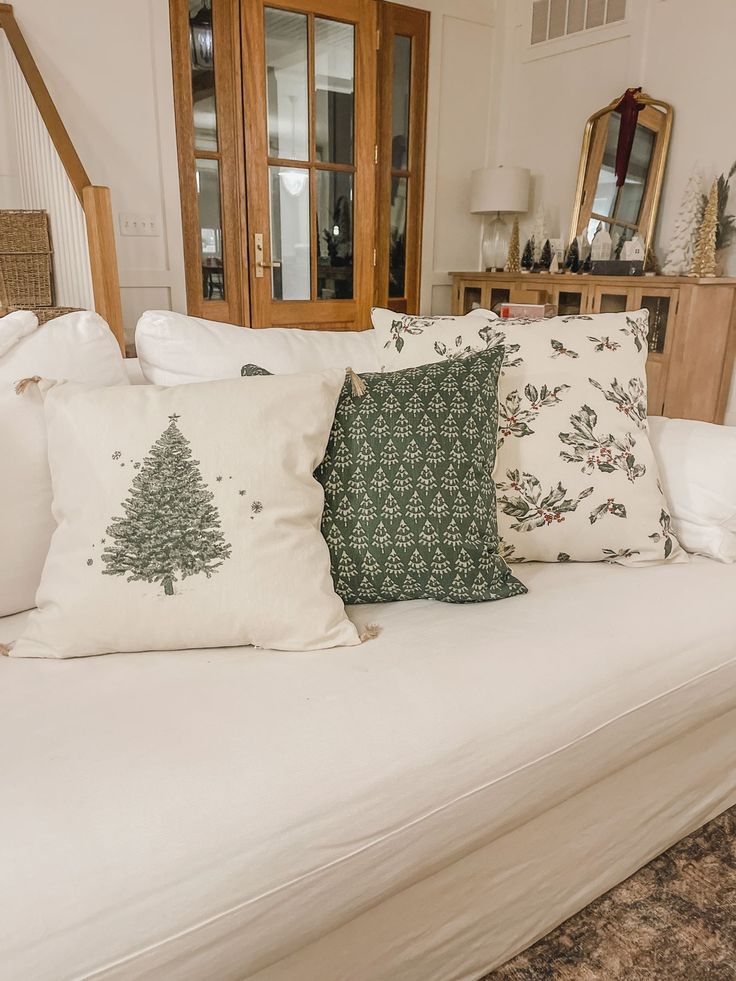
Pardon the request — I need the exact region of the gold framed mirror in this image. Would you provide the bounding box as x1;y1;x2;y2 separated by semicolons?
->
569;90;673;252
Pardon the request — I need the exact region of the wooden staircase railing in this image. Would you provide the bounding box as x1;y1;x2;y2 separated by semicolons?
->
0;3;125;351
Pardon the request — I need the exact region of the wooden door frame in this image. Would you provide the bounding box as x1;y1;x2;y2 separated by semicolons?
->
241;0;377;330
374;1;429;314
170;0;248;325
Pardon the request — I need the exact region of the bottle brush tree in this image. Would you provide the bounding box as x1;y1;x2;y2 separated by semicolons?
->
540;238;553;270
521;239;534;271
691;179;719;277
102;414;231;596
564;238;580;272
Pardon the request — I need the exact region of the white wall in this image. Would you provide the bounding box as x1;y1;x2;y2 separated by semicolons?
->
6;0;186;345
490;0;736;423
412;0;501;316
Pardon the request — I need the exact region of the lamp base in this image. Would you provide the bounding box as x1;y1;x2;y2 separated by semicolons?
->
482;213;511;272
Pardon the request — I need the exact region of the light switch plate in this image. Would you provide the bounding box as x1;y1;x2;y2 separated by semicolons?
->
119;213;159;237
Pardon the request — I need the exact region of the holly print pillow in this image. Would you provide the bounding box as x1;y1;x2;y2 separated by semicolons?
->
372;307;684;565
8;374;361;658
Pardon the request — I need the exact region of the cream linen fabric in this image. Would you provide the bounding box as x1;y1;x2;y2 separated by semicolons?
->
135;309;381;384
650;415;736;561
0;311;129;617
10;372;359;657
1;559;735;978
0;309;38;356
373;307;683;565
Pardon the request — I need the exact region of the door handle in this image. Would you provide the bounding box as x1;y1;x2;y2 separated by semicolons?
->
254;232;281;278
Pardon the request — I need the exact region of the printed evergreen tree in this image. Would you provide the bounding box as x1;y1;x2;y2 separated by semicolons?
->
392;465;413;494
351;521;369;551
406;491;425;521
393;520;414;551
102;414;231;596
521;239;534;271
407;549;429;577
662;171;704;275
505;216;521;273
691;179;719;276
564;237;580;272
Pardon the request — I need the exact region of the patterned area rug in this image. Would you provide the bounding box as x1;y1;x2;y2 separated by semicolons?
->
484;805;736;980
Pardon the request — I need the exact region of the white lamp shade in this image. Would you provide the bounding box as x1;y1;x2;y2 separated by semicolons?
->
470;166;530;214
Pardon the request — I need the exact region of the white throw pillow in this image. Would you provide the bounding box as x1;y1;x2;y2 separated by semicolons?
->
136;310;381;384
8;373;360;657
649;416;736;562
373;307;684;565
0;311;129;616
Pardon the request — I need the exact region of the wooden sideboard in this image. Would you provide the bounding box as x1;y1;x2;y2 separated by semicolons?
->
450;271;736;423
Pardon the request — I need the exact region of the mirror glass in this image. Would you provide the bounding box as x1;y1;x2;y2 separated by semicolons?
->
571;92;672;250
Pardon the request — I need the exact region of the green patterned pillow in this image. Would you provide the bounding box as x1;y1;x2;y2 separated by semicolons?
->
242;349;526;605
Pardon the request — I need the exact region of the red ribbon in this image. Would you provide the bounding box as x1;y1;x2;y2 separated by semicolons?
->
614;87;643;187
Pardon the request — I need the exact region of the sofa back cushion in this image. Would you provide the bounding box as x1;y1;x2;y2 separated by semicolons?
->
136;310;380;384
0;310;129;617
649;416;736;562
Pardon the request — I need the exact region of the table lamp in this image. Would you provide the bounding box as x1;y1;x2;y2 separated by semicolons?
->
470;166;531;271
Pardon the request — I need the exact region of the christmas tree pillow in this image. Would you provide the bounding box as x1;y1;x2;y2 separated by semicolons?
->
8;373;362;658
371;307;684;566
243;349;527;605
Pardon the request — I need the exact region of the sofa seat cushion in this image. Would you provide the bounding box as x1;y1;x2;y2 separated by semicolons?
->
1;559;735;978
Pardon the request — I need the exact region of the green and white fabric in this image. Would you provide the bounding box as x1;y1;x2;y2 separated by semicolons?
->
10;373;361;658
372;308;684;566
244;349;527;605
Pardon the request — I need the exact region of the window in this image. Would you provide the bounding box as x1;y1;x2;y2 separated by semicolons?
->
531;0;625;45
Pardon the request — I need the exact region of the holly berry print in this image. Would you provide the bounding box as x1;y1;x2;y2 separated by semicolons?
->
620;312;649;353
649;509;676;559
559;405;646;482
497;469;594;532
101;414;231;596
499;383;570;444
588;376;647;429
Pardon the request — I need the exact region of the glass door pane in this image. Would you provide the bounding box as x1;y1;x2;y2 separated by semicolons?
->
317;170;353;298
314;18;355;164
196;158;225;299
265;9;309;161
190;2;218;150
269;166;310;300
375;4;428;314
391;36;411;170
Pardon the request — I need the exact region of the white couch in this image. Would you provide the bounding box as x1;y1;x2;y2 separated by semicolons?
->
1;318;734;980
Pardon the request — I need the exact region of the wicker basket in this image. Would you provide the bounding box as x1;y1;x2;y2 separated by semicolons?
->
0;210;53;307
5;305;82;325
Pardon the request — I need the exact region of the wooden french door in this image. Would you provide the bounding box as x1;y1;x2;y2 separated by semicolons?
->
171;0;426;330
242;0;376;330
